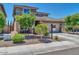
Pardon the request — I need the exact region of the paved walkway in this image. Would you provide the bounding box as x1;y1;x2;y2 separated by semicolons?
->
53;33;79;44
0;41;78;55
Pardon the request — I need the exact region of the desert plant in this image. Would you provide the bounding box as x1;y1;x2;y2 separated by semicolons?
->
12;34;25;43
54;36;59;41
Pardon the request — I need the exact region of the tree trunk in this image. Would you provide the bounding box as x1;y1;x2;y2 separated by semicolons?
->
0;28;2;34
27;28;29;36
41;35;42;40
76;28;78;34
72;28;74;34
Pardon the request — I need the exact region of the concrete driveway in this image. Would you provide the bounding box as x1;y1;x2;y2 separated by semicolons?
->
52;33;79;44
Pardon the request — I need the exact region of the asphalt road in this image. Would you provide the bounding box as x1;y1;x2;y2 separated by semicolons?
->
39;47;79;55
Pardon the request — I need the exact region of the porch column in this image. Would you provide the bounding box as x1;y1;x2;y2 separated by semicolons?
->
59;23;62;32
51;24;53;39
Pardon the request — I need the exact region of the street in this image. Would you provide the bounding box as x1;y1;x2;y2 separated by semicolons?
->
40;47;79;55
38;33;79;55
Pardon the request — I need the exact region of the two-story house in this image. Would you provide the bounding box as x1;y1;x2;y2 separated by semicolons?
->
13;5;65;33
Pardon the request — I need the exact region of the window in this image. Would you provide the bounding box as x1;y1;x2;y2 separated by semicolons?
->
16;9;22;15
16;11;22;15
23;8;30;14
36;14;43;17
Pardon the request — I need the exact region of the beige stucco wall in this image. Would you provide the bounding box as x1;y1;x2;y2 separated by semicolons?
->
44;22;62;32
14;21;20;32
13;20;65;33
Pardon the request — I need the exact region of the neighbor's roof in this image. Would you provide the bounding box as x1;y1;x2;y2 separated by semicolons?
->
36;17;65;23
0;4;7;17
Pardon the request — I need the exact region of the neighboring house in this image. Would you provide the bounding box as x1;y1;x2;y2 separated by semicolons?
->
13;5;65;33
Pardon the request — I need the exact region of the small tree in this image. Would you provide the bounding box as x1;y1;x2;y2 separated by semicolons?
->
70;14;79;32
15;14;36;33
65;16;72;32
65;13;79;32
0;12;5;33
35;24;49;39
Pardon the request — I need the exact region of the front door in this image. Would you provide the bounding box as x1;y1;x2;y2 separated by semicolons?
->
59;23;62;32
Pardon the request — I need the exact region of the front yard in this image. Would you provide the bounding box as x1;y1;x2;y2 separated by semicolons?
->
0;34;66;47
0;39;40;47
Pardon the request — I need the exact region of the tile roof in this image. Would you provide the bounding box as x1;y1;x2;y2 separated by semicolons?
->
14;5;38;9
36;17;65;23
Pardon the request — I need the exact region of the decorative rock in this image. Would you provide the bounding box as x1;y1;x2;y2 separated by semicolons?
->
3;34;11;41
0;34;4;39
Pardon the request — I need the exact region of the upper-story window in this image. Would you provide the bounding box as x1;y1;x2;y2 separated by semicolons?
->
23;8;30;14
16;11;22;15
16;8;22;15
36;14;43;17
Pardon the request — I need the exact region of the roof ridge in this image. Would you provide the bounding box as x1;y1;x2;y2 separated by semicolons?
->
14;5;38;9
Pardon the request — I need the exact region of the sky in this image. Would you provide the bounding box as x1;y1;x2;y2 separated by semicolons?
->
3;3;79;24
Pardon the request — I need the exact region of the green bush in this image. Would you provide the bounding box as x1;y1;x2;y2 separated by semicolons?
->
0;12;5;33
12;34;25;43
35;24;49;36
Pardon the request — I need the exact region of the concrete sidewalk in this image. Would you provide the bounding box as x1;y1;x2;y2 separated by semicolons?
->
0;41;78;55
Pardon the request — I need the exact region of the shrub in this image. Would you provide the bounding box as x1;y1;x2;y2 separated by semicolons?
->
35;24;49;36
54;36;59;41
12;34;25;43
